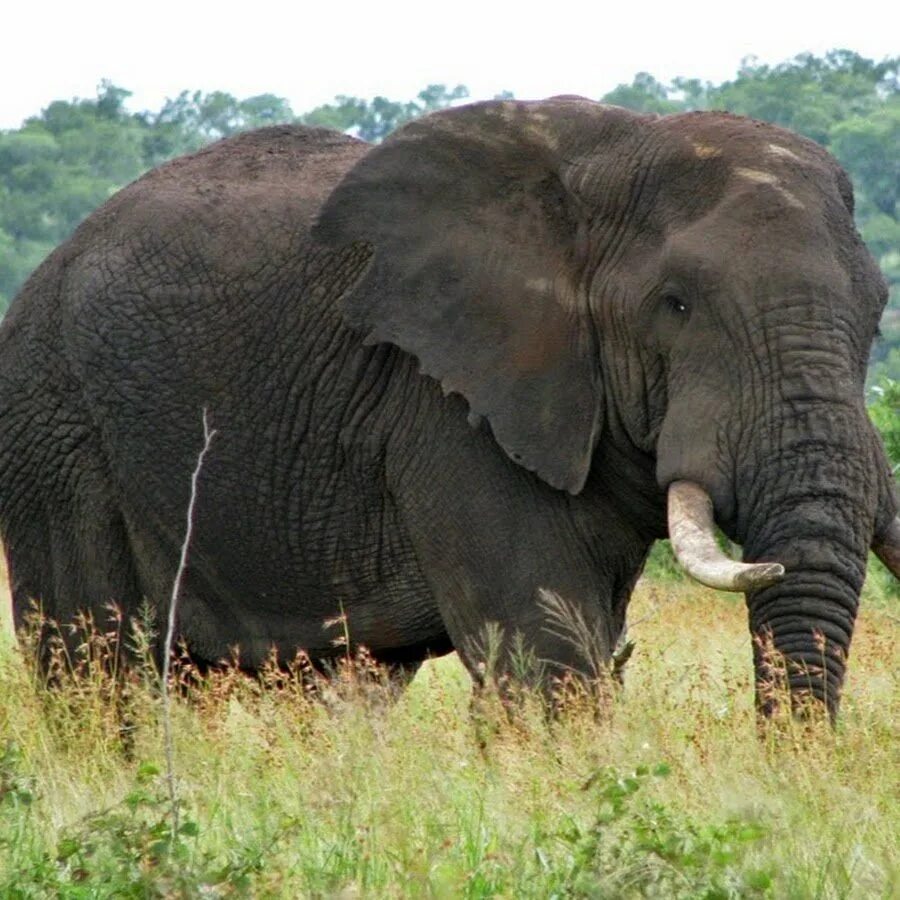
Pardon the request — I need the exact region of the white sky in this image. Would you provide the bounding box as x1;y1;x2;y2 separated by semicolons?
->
2;0;897;129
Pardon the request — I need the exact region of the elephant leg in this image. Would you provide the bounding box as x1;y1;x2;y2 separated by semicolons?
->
392;464;632;699
4;458;143;678
453;588;620;697
382;403;646;701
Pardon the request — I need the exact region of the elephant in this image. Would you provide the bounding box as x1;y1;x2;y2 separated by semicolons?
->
0;97;897;719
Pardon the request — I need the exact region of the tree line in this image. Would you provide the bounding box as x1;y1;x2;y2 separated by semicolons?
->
1;50;897;379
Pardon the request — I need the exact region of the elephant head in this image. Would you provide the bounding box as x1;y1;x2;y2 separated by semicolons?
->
315;98;896;718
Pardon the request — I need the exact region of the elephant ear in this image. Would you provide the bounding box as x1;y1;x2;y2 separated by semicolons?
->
315;99;612;494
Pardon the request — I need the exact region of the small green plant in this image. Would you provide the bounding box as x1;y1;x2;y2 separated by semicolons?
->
1;760;275;896
867;377;900;472
865;378;900;603
550;763;773;898
50;761;199;892
0;741;34;809
643;540;687;582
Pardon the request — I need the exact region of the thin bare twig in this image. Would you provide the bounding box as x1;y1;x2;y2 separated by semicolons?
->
161;409;216;837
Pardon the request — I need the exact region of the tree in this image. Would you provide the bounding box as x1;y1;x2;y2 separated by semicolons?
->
140;91;297;164
0;82;149;307
0;81;471;308
829;98;900;219
301;84;468;142
602;73;686;114
709;50;897;143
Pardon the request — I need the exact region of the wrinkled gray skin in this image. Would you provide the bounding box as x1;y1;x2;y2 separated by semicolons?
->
0;99;894;718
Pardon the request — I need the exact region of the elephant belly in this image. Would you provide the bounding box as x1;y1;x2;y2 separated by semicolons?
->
123;474;449;669
178;563;450;669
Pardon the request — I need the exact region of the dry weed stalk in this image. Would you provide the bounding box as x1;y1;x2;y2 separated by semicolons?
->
753;630;835;743
161;409;216;836
537;588;633;695
17;603;139;753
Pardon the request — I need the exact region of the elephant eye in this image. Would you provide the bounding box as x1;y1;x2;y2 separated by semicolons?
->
664;294;689;316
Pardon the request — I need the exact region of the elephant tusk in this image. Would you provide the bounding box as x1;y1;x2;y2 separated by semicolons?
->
873;516;900;579
667;480;785;592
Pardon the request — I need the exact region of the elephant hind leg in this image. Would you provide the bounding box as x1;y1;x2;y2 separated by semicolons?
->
3;461;145;677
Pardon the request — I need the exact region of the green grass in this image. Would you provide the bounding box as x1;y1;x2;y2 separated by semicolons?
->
0;569;897;898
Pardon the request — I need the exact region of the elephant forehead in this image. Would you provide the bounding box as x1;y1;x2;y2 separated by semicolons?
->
766;143;803;162
663;113;824;176
692;142;723;159
732;167;805;209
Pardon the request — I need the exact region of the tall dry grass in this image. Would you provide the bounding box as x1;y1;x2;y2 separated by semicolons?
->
0;560;897;897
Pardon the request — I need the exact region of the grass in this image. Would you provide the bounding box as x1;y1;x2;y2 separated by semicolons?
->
0;560;897;898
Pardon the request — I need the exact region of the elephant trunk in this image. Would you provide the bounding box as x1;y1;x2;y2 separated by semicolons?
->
737;431;877;719
666;477;863;717
662;389;888;718
745;560;861;719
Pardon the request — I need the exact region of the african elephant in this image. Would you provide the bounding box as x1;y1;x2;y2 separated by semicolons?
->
0;98;896;719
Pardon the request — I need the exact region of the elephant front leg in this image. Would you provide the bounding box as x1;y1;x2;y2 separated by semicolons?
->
397;508;631;704
460;584;625;700
387;398;646;706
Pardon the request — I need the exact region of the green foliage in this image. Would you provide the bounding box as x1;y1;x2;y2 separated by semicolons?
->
300;82;468;142
552;763;772;897
0;754;264;896
0;741;35;808
602;72;685;114
867;377;900;470
711;50;896;144
830;97;900;219
870;339;900;386
1;750;770;897
643;539;686;582
46;762;201;895
0;82;144;307
0;81;470;310
1;49;897;377
862;377;900;601
140;89;297;164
